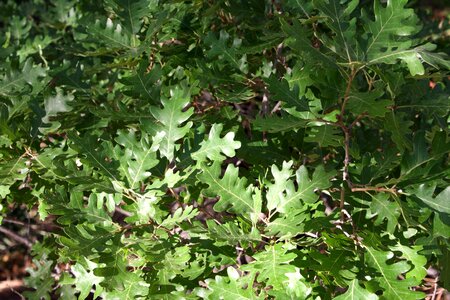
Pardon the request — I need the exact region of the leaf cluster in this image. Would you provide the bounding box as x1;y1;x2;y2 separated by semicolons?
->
0;0;449;299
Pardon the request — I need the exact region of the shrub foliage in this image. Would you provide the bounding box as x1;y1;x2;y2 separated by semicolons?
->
0;0;449;299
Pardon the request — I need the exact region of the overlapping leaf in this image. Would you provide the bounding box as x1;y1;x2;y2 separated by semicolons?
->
267;163;336;213
192;123;241;164
305;125;342;147
347;87;392;117
313;0;361;63
198;163;261;222
199;267;261;300
83;17;133;51
0;58;46;98
241;244;298;293
334;279;377;300
359;193;401;234
363;0;425;75
205;30;248;73
364;247;424;300
114;130;160;190
265;75;309;111
143;86;194;161
407;184;450;214
1;0;449;299
68;132;120;181
107;0;150;44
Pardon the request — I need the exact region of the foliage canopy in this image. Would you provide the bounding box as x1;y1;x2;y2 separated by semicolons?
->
0;0;449;299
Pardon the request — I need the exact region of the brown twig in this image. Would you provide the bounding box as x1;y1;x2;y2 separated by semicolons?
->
337;67;358;222
351;186;400;195
0;226;32;248
350;112;368;129
430;277;438;300
339;68;358;120
2;218;61;233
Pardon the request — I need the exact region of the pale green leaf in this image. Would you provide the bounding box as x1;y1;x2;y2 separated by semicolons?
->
363;0;425;75
114;130;160;189
69;259;105;300
160;206;198;229
364;247;424;300
366;193;401;234
407;184;450;214
192;123;241;164
0;185;10;198
200;267;261;300
198;163;260;222
276;165;336;213
334;279;378;300
241;244;297;292
266;161;294;211
145;86;194;161
390;244;427;283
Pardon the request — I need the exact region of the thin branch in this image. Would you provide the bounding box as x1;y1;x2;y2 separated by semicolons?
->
350;112;368;129
2;218;61;232
270;101;282;114
339;187;346;221
339;68;358;119
351;186;401;195
0;226;32;248
337;67;358;222
430;277;438;300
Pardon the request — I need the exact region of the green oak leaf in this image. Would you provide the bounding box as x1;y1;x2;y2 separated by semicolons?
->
144;86;194;161
192;123;241;164
107;0;150;47
363;0;425;75
281;18;336;68
366;193;401;234
114;129;160;190
266;160;294;211
274;164;336;213
199;267;261;300
364;247;424;300
84;17;133;51
313;0;361;63
407;184;450;214
334;279;378;300
0;58;47;98
120;62;162;103
0;184;11;198
198;162;261;223
305;125;342;147
63;258;105;300
390;244;427;283
68;132;120;181
384;111;413;152
241;244;298;294
265;75;309;111
253;114;308;133
347;87;392;117
23;257;54;300
206;220;261;247
205;30;248;73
